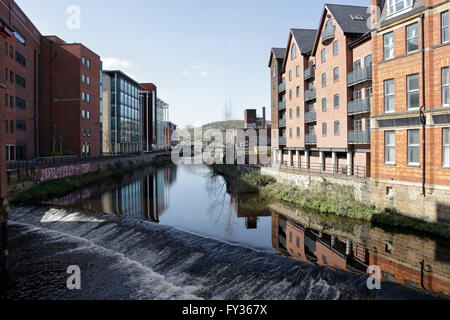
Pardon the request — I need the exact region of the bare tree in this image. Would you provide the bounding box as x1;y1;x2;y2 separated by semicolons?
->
222;98;233;122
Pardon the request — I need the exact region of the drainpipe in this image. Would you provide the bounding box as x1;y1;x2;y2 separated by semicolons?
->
420;260;425;289
420;14;426;197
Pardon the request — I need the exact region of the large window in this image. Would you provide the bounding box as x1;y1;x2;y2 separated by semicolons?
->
333;41;338;55
296;65;300;77
322;122;327;136
406;23;419;53
443;11;449;44
384;79;395;112
322;73;326;87
407;74;419;110
333;67;339;82
408;129;420;166
322;98;327;112
384;32;394;60
334;94;339;108
321;48;326;63
385;131;396;164
443;67;449;106
334;121;340;135
443;128;450;168
387;0;413;16
291;43;297;59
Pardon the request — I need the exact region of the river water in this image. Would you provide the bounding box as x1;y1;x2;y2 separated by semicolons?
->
1;164;449;300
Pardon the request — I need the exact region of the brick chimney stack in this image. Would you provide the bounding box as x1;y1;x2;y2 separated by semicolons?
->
370;0;382;28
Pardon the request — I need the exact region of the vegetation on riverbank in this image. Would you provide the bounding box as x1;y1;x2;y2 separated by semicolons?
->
211;165;450;238
16;156;173;204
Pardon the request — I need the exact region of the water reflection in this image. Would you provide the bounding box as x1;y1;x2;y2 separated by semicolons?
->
48;164;450;299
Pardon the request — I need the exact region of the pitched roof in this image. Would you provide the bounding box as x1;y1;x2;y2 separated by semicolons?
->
268;47;286;67
325;4;370;34
290;29;317;54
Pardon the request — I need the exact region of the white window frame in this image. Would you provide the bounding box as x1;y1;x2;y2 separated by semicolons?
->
385;130;396;165
291;43;297;60
322;122;327;136
322;73;326;87
442;11;449;44
408;129;420;166
407;73;420;110
333;40;338;56
384;32;394;60
321;48;326;63
443;128;450;168
387;0;413;17
334;67;339;82
384;79;395;113
406;23;419;54
443;67;449;107
296;65;300;77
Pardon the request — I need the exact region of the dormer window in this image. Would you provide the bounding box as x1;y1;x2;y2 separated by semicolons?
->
387;0;413;16
291;43;297;60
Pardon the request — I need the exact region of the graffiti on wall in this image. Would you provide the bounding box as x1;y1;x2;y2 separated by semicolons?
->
39;163;92;182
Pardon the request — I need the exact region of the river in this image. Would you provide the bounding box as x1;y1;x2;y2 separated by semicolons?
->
1;164;449;300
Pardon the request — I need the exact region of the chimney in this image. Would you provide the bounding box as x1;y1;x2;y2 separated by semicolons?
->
370;0;382;28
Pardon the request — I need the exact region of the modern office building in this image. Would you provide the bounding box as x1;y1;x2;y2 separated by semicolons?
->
370;0;450;214
270;4;372;177
140;83;157;152
1;0;41;161
40;36;101;157
156;98;169;149
102;70;144;154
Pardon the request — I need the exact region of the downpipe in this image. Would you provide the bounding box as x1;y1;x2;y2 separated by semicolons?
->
420;14;426;197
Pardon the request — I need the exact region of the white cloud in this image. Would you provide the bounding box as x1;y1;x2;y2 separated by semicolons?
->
102;58;132;70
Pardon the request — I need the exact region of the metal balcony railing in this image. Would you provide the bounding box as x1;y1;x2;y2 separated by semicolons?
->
278;100;286;110
278;163;369;178
322;25;335;42
305;134;317;144
278;81;286;93
348;131;371;144
348;98;371;115
304;67;314;80
304;111;317;123
305;88;316;102
279;136;287;146
279;119;286;127
347;66;372;87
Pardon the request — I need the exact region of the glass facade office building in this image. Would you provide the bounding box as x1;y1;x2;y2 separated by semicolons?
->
103;71;144;154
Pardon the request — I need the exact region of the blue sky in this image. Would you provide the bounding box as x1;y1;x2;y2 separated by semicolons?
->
17;0;369;128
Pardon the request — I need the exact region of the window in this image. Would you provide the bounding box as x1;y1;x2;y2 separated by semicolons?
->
15;51;26;66
289;89;292;101
15;97;26;109
82;57;86;65
355;119;363;131
10;120;14;133
16;120;26;130
407;74;419;110
333;67;339;82
322;98;327;112
9;95;13;108
408;129;420;166
321;48;326;62
322;122;327;136
384;32;394;60
82;74;85;84
443;128;449;167
354;89;362;101
9;71;14;83
385;131;396;164
354;59;361;70
322;73;326;87
333;40;338;55
289;108;293;119
296;106;300;117
334;121;340;135
387;0;413;16
443;67;449;106
334;94;339;108
5;120;8;133
296;86;300;97
384;79;395;113
15;75;26;88
272;65;276;78
14;29;26;45
87;93;91;103
87;111;90;120
291;43;297;60
443;11;449;44
81;92;86;101
4;94;7;107
9;45;13;59
82;128;86;136
406;23;419;53
289;70;292;81
297;127;301;138
81;110;86;119
296;65;300;77
289;128;293;138
87;59;91;69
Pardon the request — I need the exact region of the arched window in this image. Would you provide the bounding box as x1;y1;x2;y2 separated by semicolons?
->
291;43;297;59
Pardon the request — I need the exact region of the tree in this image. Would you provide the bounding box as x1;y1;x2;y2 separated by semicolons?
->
222;98;233;122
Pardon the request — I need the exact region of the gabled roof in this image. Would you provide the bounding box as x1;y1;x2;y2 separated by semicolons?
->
268;47;286;67
281;29;317;70
312;4;370;55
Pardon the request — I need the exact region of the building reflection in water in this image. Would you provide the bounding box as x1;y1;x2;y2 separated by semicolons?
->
231;196;272;230
51;165;177;222
271;210;450;299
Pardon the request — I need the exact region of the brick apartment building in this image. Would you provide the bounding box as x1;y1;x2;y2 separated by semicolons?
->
268;47;285;153
369;0;450;218
140;83;157;151
270;4;372;177
40;36;101;157
1;0;41;162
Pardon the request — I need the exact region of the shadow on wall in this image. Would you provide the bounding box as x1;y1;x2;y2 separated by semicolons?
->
437;203;450;227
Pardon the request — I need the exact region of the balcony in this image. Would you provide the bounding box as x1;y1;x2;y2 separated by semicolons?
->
304;88;316;102
305;134;317;145
347;66;372;87
348;131;371;145
304;111;317;123
278;81;286;93
348;98;371;115
279;136;287;146
278;100;286;111
304;67;314;81
279;119;286;127
322;25;335;43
